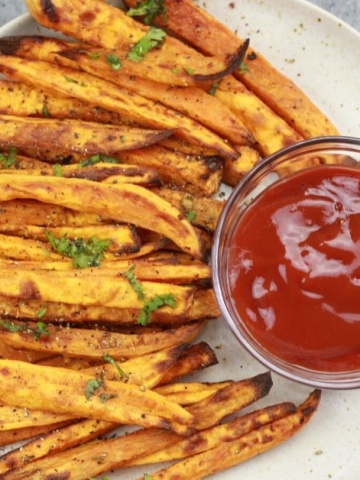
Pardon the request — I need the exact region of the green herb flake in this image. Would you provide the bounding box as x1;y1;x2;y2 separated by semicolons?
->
124;266;176;325
83;51;103;60
0;319;50;340
79;154;120;167
85;377;104;400
186;210;196;223
42;104;51;118
64;75;79;84
33;322;50;340
239;62;248;74
144;474;154;480
127;27;166;62
36;307;47;319
45;230;111;269
106;53;122;71
139;294;177;326
53;164;63;177
102;354;129;379
124;265;145;300
170;67;180;74
184;67;195;75
127;0;167;25
0;147;17;168
208;81;221;96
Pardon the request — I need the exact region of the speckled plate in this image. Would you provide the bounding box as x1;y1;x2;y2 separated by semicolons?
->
0;1;360;479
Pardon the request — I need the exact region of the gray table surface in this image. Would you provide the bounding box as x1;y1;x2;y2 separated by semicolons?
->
0;0;359;31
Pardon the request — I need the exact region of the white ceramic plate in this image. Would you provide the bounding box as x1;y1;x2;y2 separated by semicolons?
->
1;1;360;479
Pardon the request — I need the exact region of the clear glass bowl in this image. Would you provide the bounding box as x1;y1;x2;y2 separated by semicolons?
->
212;136;360;389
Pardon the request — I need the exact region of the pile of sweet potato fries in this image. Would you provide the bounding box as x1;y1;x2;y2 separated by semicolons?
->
0;0;334;478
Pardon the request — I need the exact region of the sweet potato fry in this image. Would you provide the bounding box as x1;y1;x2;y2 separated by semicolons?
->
143;390;321;479
223;145;261;186
159;342;218;385
0;321;204;360
0;359;195;434
131;401;296;466
0;199;103;228
154;187;224;232
0;421;73;448
0;114;173;155
84;344;193;389
0;224;140;255
154;381;233;406
0;405;72;431
116;146;223;197
0;35;253;147
0;174;202;257
24;0;250;87
1;162;163;188
0;418;116;475
147;0;339;138
0;79;130;126
0;56;238;158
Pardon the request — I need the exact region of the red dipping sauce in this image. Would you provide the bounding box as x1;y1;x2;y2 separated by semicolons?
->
229;165;360;372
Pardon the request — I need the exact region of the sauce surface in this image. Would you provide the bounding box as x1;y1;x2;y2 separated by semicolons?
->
229;165;360;372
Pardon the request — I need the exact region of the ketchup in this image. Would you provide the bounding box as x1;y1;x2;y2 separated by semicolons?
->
229;165;360;372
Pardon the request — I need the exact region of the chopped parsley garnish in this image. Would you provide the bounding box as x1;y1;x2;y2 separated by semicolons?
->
0;320;50;340
36;307;47;319
78;153;120;167
85;377;104;400
102;354;129;379
208;81;221;96
127;27;166;62
139;294;176;326
144;474;153;480
184;67;195;75
45;231;111;269
42;104;51;118
124;265;145;300
239;62;248;74
83;51;102;60
124;265;176;325
106;53;122;71
127;0;167;25
53;164;63;177
186;210;196;223
0;147;17;168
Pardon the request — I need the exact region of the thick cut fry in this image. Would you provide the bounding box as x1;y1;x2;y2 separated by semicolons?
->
0;419;116;475
154;187;224;232
146;0;339;138
116;146;223;197
143;390;321;479
154;381;233;406
1;254;211;284
0;56;238;158
130;401;296;466
0;359;195;435
0;114;173;155
0;426;179;480
0;35;254;147
0;224;140;255
0;199;103;228
0;174;202;257
0;287;218;325
0;405;72;431
0;321;204;360
84;344;193;389
0;79;131;125
0;421;73;448
24;0;250;87
0;162;163;188
223;146;261;186
159;342;219;385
